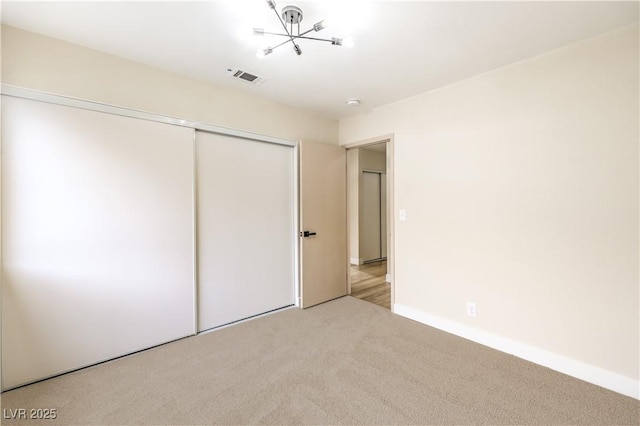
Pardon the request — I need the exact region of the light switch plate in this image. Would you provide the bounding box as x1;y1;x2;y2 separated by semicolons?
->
466;302;477;318
399;209;407;221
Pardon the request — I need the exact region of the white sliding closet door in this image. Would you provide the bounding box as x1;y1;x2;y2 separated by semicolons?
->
196;132;295;331
1;96;195;390
361;171;382;262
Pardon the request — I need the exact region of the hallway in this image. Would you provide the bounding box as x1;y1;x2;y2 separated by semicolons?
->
350;260;390;309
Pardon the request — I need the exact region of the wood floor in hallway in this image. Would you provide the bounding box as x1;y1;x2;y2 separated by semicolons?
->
350;260;390;309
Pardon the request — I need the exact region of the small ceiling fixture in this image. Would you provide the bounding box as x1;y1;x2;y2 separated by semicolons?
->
254;0;350;58
347;99;361;106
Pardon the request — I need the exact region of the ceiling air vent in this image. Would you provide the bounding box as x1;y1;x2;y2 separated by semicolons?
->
227;68;266;85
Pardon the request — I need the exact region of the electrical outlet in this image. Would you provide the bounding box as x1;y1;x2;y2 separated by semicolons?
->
466;302;477;318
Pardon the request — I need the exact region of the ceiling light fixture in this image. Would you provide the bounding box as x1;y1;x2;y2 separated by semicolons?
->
347;99;361;106
254;0;348;57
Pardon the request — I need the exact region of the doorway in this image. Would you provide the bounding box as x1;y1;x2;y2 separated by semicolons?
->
346;140;392;310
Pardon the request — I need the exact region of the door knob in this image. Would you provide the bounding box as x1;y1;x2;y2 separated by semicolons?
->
301;231;317;237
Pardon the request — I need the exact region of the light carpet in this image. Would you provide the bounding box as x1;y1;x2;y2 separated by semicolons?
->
1;296;638;425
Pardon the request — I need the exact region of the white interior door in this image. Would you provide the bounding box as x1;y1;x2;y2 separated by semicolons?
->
299;141;347;308
196;132;295;330
1;96;195;390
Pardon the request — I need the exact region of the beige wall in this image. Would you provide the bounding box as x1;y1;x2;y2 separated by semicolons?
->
340;24;639;388
359;148;386;172
1;25;338;144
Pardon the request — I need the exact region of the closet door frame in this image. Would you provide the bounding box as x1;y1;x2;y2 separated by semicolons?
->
0;85;301;390
0;86;296;148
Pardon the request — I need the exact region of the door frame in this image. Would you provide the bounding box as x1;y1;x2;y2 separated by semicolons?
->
343;134;395;312
293;143;301;307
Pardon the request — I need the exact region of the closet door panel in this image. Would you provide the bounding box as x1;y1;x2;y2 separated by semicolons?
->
361;171;382;262
196;132;294;331
1;96;195;390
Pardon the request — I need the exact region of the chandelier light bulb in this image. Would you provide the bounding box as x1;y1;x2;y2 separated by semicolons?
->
256;47;273;59
313;20;327;32
343;37;355;48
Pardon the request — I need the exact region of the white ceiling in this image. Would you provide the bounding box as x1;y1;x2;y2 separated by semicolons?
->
1;1;638;120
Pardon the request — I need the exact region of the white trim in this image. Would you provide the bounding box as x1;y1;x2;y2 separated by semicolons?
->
342;134;393;150
0;85;297;148
293;144;301;307
385;274;392;283
191;129;198;335
393;303;640;400
350;257;362;265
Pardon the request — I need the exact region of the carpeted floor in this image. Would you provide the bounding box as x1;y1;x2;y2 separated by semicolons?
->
1;296;638;425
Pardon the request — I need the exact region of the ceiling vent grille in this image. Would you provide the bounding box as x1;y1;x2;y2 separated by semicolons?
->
227;68;266;85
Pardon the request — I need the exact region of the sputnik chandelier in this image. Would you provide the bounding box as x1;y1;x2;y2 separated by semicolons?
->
253;0;349;57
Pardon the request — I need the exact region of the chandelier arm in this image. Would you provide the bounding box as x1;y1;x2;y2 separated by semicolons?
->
288;35;337;43
271;5;301;53
261;28;315;38
271;38;296;52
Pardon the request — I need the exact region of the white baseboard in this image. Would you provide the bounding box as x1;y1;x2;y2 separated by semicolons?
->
385;274;392;283
350;257;362;265
393;303;640;400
